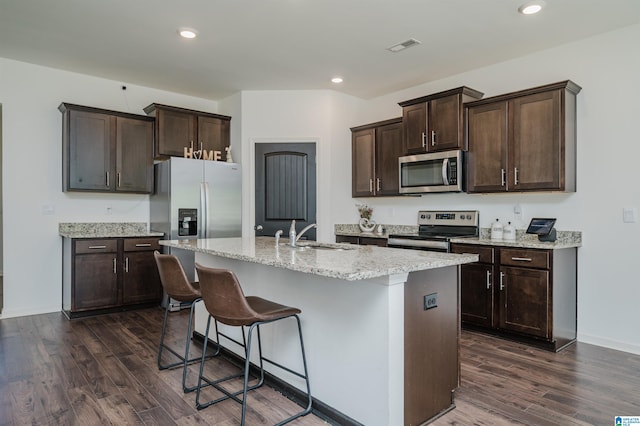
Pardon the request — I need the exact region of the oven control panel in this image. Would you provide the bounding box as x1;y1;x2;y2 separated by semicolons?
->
417;210;479;227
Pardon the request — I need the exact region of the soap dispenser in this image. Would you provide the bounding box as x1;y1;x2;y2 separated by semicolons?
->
491;219;503;241
503;221;516;241
289;220;297;247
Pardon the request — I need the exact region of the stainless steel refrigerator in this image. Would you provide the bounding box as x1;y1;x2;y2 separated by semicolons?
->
150;157;241;289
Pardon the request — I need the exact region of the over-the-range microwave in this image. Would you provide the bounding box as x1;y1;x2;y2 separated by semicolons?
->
398;149;464;194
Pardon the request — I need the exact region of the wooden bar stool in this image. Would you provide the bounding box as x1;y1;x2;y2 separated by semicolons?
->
194;263;312;425
154;251;219;393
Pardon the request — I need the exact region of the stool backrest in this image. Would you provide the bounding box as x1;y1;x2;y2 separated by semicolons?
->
195;263;258;327
153;251;201;302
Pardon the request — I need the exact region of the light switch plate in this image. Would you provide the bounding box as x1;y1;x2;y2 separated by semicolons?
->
623;208;637;223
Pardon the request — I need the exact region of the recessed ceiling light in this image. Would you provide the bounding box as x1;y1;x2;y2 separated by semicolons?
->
178;28;198;39
387;38;421;53
518;1;545;15
331;77;344;84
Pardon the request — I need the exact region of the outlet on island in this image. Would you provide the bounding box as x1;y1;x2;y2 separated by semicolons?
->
424;293;438;310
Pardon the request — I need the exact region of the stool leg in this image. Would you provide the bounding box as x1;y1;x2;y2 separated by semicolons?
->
182;301;198;393
157;303;171;370
195;314;213;407
240;323;260;426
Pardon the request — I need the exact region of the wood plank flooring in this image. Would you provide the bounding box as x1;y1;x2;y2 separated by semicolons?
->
1;307;639;425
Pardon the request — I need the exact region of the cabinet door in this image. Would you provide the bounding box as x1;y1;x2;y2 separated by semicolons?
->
428;94;462;151
122;251;162;305
499;266;550;339
375;121;403;196
402;103;427;154
460;263;494;328
73;253;119;310
510;90;562;191
156;108;196;157
198;115;230;159
352;128;376;197
67;110;115;191
466;102;508;193
116;117;154;193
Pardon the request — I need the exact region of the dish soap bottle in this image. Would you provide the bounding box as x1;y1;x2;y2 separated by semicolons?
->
289;220;297;247
503;221;516;241
491;219;503;241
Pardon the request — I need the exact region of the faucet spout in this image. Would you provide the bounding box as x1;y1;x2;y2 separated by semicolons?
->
296;223;318;242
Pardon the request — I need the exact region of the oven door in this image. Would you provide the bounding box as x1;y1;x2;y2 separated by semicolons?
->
387;237;450;252
399;150;463;194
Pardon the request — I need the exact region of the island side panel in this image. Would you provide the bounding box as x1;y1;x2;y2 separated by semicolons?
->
193;251;407;426
404;266;460;425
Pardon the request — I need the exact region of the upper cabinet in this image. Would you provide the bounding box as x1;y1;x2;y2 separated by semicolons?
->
399;87;483;154
465;81;581;193
144;103;231;159
351;118;404;197
59;103;154;193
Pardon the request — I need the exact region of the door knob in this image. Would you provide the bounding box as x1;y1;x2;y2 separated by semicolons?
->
255;225;264;231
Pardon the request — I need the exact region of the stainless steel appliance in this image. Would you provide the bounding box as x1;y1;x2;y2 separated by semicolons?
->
398;149;463;194
150;157;241;286
388;210;479;252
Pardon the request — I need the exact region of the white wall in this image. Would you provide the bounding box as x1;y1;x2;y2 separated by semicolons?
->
0;58;221;318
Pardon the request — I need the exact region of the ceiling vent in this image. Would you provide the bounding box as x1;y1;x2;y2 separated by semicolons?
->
387;38;421;53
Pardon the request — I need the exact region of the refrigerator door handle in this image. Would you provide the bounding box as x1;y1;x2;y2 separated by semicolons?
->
200;182;207;239
203;181;211;238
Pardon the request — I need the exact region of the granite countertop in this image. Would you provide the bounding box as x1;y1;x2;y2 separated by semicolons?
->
160;236;478;281
59;222;164;239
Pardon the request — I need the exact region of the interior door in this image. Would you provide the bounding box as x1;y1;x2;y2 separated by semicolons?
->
255;143;317;241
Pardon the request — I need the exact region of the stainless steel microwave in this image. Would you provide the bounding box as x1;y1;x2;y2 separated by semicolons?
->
399;150;464;194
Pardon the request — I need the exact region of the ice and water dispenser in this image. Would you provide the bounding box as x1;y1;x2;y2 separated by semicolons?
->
178;208;198;236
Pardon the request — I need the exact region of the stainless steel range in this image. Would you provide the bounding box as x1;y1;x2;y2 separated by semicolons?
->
388;210;479;252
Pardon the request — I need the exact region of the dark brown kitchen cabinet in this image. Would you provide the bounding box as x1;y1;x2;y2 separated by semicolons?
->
399;86;483;154
144;103;231;159
63;237;162;318
59;103;154;194
466;80;581;193
335;235;387;246
451;243;576;351
351;117;403;197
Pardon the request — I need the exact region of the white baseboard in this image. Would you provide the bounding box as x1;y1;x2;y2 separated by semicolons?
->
577;332;640;356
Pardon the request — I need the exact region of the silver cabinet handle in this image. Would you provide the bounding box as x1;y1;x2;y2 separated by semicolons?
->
117;172;121;188
501;169;506;186
511;257;532;262
499;271;505;290
431;130;436;146
486;270;492;289
125;257;129;273
369;178;373;193
106;171;110;186
88;245;107;249
113;258;117;274
514;167;519;185
376;178;381;192
135;243;151;247
421;132;427;148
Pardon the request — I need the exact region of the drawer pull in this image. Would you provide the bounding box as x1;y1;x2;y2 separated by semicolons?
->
511;257;532;262
88;245;107;249
135;243;152;247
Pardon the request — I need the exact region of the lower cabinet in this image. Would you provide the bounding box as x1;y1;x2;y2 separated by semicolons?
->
335;235;387;247
63;237;162;318
451;243;577;351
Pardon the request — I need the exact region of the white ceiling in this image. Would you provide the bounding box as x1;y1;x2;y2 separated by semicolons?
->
1;0;639;100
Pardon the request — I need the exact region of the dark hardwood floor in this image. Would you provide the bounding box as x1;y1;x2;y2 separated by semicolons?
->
1;307;639;425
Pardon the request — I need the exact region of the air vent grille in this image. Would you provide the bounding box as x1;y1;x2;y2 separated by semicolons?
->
387;38;421;52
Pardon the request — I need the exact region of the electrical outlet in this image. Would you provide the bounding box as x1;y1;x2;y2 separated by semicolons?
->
623;207;637;223
105;206;113;215
424;293;438;310
514;204;522;220
42;204;55;215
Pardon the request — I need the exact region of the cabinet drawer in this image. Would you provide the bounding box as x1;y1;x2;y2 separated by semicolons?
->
75;239;117;254
451;244;494;263
500;248;549;269
124;238;160;252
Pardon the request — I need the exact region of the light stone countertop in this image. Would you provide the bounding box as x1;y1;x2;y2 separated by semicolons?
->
160;236;478;281
59;222;164;239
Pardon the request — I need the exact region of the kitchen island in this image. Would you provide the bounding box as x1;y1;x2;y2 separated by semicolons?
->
160;237;478;426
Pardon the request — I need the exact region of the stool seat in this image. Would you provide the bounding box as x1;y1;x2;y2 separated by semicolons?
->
194;263;312;425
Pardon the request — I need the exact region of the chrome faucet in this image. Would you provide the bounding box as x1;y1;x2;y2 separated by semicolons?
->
275;229;283;245
288;220;318;247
